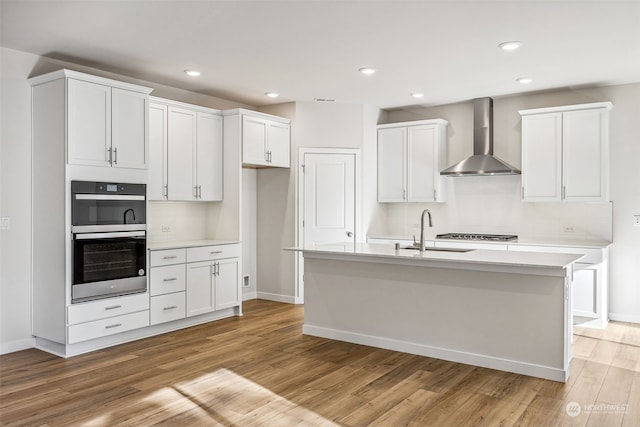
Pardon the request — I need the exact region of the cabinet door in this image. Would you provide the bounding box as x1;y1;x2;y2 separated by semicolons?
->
215;258;239;310
407;125;437;202
148;103;168;200
67;79;111;166
267;121;290;168
111;88;147;169
521;113;563;201
563;108;608;202
242;116;268;166
377;127;406;202
186;261;214;317
196;112;223;201
167;107;196;200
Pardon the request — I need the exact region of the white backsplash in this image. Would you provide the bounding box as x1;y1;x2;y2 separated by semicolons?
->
377;175;613;242
147;201;209;243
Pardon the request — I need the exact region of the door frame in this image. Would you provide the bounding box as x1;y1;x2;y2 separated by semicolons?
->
295;147;362;304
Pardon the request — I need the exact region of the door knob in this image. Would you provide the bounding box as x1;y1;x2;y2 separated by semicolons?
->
346;231;353;238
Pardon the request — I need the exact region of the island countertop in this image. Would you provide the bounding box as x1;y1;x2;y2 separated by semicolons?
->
289;242;584;271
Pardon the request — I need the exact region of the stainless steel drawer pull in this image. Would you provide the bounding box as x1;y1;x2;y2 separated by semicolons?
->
105;323;122;329
210;251;222;255
163;306;178;311
105;305;122;311
163;255;178;260
163;278;177;282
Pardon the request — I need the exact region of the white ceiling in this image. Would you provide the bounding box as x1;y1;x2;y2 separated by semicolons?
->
1;0;639;109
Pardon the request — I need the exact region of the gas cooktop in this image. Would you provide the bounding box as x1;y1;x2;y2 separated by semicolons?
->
436;233;518;242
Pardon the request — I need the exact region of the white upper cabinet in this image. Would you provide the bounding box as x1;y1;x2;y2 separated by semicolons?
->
197;112;223;201
520;102;612;202
377;120;448;203
149;97;223;201
238;111;291;168
63;73;151;169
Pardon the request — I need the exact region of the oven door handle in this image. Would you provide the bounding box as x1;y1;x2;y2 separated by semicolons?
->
75;194;145;201
74;231;146;240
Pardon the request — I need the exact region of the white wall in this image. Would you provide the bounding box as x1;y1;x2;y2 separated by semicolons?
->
383;84;640;322
0;47;250;353
241;168;257;299
0;48;38;353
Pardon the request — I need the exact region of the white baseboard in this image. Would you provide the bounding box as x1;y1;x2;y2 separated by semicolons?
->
303;324;567;383
0;337;35;355
257;292;297;304
242;291;258;301
609;313;640;324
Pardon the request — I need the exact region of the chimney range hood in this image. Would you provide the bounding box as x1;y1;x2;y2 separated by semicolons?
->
440;97;520;176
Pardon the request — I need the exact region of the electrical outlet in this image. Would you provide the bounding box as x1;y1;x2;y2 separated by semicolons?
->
563;226;575;233
0;217;9;230
161;225;171;233
412;223;420;229
243;275;250;287
634;215;640;227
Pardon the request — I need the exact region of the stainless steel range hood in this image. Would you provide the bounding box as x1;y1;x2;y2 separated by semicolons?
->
440;97;521;176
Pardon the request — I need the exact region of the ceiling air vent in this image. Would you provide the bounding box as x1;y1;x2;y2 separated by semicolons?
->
313;98;336;103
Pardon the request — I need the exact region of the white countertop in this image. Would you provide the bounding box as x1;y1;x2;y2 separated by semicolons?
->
289;243;583;269
148;239;240;251
367;234;612;249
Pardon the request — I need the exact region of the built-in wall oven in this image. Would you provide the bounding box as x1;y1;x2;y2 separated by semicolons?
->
71;181;147;303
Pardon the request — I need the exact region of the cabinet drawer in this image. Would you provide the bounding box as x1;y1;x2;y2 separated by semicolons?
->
68;293;149;325
150;248;186;267
186;244;240;263
68;310;149;344
150;264;186;296
150;292;186;325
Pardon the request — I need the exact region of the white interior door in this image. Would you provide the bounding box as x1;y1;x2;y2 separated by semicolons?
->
303;153;356;246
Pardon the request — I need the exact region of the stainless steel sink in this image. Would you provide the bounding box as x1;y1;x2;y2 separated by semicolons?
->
402;246;472;253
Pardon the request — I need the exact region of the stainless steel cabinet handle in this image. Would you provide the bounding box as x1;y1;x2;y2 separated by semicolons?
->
403;189;406;200
163;306;177;311
107;147;113;165
562;185;566;200
210;251;222;255
105;323;122;329
113;147;118;165
346;231;353;238
163;184;168;198
198;185;202;199
163;277;177;282
163;255;177;260
105;305;122;311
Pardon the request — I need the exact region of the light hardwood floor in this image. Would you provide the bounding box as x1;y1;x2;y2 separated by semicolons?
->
1;300;639;426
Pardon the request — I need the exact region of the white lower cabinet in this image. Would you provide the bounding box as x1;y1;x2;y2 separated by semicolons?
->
186;257;240;316
67;293;150;344
150;242;241;321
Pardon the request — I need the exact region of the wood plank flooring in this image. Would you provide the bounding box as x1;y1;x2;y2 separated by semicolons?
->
1;300;639;426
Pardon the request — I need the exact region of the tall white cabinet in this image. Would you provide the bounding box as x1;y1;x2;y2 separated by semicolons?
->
520;102;612;202
377;119;448;203
148;97;223;201
29;70;153;356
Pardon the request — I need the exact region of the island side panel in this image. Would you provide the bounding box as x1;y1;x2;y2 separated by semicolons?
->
302;257;569;382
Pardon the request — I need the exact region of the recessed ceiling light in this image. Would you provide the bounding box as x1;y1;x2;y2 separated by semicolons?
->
184;69;201;77
359;67;376;75
265;92;279;98
411;93;424;98
498;41;522;51
516;77;533;84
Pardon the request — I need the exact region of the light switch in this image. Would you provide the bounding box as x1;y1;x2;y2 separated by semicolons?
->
634;215;640;227
0;217;10;230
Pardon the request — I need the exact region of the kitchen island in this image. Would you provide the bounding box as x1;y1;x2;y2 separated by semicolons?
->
292;243;583;382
